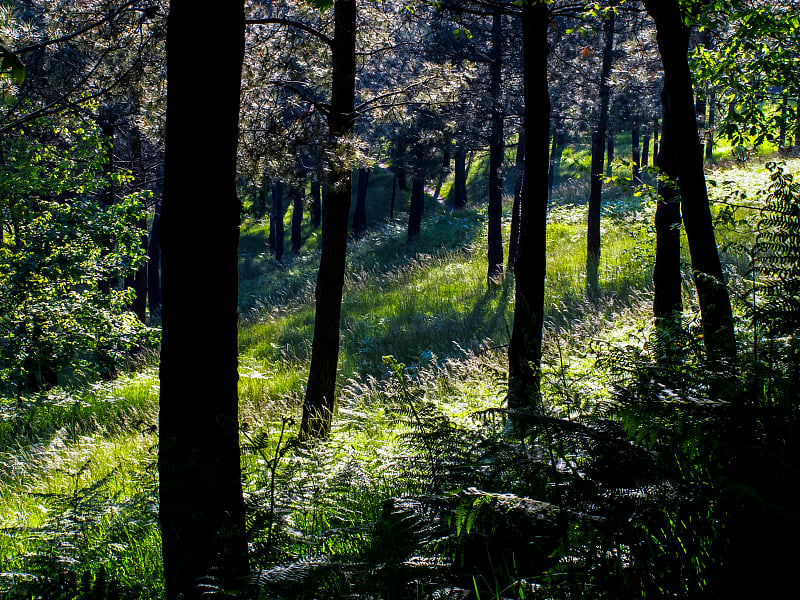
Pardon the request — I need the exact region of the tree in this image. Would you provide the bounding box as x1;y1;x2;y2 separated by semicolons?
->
645;0;736;362
486;10;505;284
586;3;615;295
301;0;357;439
157;2;248;597
508;0;550;410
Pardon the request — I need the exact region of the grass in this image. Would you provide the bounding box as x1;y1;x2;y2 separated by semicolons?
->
1;143;796;598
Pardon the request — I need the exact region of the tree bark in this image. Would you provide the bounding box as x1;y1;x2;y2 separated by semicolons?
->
586;5;615;295
158;2;248;598
310;179;321;229
487;11;505;284
147;200;161;319
653;86;683;321
652;116;660;165
631;119;641;184
548;120;564;202
508;0;550;411
705;89;715;161
453;144;468;209
270;180;284;263
352;166;370;238
301;0;357;439
645;0;736;361
641;125;651;176
606;132;614;178
291;186;303;254
407;149;425;243
508;125;525;269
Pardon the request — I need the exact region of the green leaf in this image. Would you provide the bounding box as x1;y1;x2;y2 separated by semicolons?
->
0;36;25;85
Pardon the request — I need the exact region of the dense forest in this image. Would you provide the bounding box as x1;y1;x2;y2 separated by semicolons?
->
1;0;799;598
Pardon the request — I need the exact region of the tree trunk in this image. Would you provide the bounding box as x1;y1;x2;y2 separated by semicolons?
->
606;132;614;178
696;86;707;159
586;6;615;295
407;150;425;243
291;186;303;254
779;93;788;152
352;166;370;238
631;120;641;184
99;121;115;295
705;89;715;161
641;126;651;177
158;2;248;598
301;0;357;439
508;0;550;411
653;86;683;321
645;0;736;362
508;125;525;269
389;173;397;219
127;121;148;323
270;180;284;263
548;120;564;202
310;180;321;229
652;117;660;165
487;11;505;284
453;144;467;209
147;200;161;319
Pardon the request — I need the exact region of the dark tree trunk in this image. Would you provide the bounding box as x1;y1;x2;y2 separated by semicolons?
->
606;132;614;177
301;0;357;439
254;172;268;219
779;93;788;152
645;0;736;361
127;122;148;323
407;157;425;243
291;186;303;254
158;2;248;598
705;89;715;161
147;200;161;319
631;120;641;184
310;180;321;229
453;144;468;209
548;120;564;202
653;86;683;321
509;125;525;269
508;0;550;411
487;11;505;284
270;180;284;263
795;96;800;147
586;6;615;295
389;173;397;219
653;117;660;165
352;167;370;238
641;126;651;176
99;121;115;295
696;86;707;159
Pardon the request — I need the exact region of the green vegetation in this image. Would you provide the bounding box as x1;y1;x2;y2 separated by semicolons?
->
3;150;797;597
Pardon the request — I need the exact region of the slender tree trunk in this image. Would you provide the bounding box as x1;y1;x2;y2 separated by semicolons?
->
586;5;615;295
352;167;370;238
779;93;788;152
653;86;683;321
487;11;505;283
548;120;563;202
389;173;397;219
606;132;614;177
696;86;707;159
291;186;303;254
127;121;148;323
453;144;468;209
653;117;660;165
158;3;248;598
508;0;550;411
646;0;736;361
509;125;525;269
99;121;115;295
631;120;641;184
301;0;357;439
310;180;321;229
147;200;161;319
270;180;284;263
705;89;715;161
795;96;800;147
407;149;425;243
641;126;651;177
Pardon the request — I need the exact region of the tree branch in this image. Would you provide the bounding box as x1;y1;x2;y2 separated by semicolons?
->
246;18;333;48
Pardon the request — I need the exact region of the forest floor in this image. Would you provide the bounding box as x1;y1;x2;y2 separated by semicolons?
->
1;152;798;597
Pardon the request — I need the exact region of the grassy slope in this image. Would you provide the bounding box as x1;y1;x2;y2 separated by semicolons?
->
1;146;797;596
